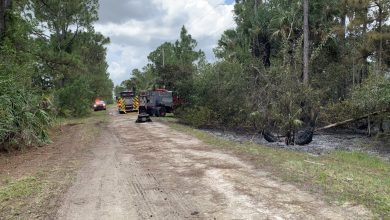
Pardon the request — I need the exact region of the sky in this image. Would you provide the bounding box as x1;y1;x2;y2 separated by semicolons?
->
95;0;236;85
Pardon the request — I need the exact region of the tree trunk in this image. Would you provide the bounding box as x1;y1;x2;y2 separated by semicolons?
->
252;35;271;68
263;36;271;68
254;0;258;15
303;0;309;85
0;0;12;41
315;109;390;132
361;5;369;82
0;0;6;39
378;1;383;74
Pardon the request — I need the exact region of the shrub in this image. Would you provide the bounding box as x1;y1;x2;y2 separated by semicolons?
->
176;106;214;128
55;76;93;117
0;89;52;150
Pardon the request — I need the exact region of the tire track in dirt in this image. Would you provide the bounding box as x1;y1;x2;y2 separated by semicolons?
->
56;125;138;220
124;161;194;219
114;118;201;219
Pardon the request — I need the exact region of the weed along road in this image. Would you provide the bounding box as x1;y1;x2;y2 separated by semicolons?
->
56;107;371;220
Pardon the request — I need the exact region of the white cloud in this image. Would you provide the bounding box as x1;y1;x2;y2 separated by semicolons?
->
95;20;173;41
106;44;149;83
96;0;235;85
156;0;234;38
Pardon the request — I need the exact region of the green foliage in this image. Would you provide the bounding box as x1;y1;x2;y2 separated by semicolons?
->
0;0;113;149
32;0;113;115
56;76;93;117
117;26;205;101
145;26;205;101
193;61;250;128
188;0;389;135
114;85;126;96
0;6;52;150
350;75;390;112
319;101;358;124
125;67;157;92
176;106;214;128
0;89;52;150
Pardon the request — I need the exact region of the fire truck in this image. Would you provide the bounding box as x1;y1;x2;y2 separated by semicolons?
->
118;88;178;116
143;89;174;117
117;91;139;114
136;89;174;122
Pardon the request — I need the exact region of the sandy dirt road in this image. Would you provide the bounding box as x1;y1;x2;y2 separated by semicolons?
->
56;107;371;220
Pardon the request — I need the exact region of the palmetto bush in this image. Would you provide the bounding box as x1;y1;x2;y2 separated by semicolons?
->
0;87;52;151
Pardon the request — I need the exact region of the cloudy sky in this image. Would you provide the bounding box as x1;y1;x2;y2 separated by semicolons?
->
95;0;236;85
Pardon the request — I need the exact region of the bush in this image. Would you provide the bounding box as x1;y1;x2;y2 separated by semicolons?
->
350;75;390;112
56;76;93;117
176;106;214;128
0;89;52;150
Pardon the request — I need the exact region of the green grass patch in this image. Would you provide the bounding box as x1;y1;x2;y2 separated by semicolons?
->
165;121;390;218
153;114;178;123
0;176;42;203
55;109;109;126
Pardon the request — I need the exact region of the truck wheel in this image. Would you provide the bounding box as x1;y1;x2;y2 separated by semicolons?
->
154;108;160;117
146;108;152;116
159;107;166;117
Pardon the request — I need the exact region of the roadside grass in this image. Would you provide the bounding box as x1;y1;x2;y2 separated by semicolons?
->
0;176;43;217
160;120;390;218
156;114;177;123
53;110;109;147
0;110;109;219
0;176;42;203
55;109;109;126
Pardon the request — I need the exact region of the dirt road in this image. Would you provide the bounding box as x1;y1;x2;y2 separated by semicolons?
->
56;108;370;220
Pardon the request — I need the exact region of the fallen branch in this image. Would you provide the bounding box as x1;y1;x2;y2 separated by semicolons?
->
315;109;390;132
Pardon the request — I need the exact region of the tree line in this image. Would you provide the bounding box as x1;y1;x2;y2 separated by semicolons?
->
0;0;113;150
118;0;390;142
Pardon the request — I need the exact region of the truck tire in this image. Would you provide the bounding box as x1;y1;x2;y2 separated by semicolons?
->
159;107;166;117
154;108;160;117
146;108;153;116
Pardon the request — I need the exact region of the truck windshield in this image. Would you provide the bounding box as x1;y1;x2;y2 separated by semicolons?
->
120;92;133;97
